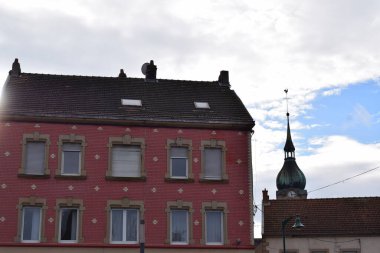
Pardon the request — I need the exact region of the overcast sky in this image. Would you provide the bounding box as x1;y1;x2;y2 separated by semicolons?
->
1;0;379;238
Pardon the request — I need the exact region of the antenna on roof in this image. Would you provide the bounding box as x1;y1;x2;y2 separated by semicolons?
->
141;62;149;75
141;60;157;81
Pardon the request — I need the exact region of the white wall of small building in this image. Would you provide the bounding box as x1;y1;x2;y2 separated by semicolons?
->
265;236;379;253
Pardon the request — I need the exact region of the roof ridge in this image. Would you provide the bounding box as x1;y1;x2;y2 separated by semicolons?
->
271;196;380;201
21;72;218;84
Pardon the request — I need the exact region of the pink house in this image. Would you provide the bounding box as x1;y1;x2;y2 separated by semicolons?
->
0;59;255;253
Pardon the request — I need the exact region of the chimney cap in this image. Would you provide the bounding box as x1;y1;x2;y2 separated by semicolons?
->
145;60;157;81
262;188;269;203
118;69;127;78
218;70;230;87
9;58;21;77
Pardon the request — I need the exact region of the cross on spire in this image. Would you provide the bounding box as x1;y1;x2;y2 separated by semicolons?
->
284;89;289;117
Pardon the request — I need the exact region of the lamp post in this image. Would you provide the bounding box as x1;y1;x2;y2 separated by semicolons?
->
281;215;304;253
140;219;145;253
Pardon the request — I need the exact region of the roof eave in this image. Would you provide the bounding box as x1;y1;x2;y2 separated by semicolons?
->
0;114;255;131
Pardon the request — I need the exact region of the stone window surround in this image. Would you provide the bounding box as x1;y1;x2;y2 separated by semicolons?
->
165;138;194;182
106;135;146;181
56;134;87;179
200;201;229;245
165;200;194;245
19;132;50;178
54;198;85;243
199;139;228;182
105;197;145;244
15;196;47;243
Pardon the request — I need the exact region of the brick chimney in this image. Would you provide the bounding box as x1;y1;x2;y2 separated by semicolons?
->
118;69;127;78
9;58;21;77
145;60;157;80
262;189;269;204
218;70;230;87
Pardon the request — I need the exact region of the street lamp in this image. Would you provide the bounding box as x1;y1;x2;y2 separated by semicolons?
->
281;215;304;253
140;219;145;253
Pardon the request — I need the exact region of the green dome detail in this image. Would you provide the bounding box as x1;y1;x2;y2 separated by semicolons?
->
276;158;306;190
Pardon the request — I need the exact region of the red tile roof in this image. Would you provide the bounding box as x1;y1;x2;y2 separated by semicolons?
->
263;197;380;237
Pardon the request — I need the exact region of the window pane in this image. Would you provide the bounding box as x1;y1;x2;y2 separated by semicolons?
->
206;211;222;244
171;158;187;177
126;209;138;242
204;148;222;179
62;143;81;174
111;209;139;243
22;207;41;241
60;209;78;241
171;147;188;178
171;210;188;243
25;142;45;175
112;145;141;177
111;210;123;242
171;147;187;157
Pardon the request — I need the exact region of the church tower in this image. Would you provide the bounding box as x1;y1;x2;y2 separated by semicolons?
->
276;90;307;199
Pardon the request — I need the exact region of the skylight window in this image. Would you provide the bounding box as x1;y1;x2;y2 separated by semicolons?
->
121;99;142;106
194;102;210;109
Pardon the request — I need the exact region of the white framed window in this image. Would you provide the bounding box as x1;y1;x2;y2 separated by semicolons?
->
170;210;189;244
111;145;141;177
205;210;223;245
20;132;50;177
204;147;222;180
21;207;41;242
110;209;139;244
194;102;210;109
61;143;81;175
59;208;79;243
170;147;188;178
121;99;142;106
25;142;46;175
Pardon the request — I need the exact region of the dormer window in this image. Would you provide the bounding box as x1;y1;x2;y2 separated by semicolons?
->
194;102;210;109
121;99;142;106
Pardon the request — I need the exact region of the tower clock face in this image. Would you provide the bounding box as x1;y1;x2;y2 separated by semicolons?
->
287;191;297;198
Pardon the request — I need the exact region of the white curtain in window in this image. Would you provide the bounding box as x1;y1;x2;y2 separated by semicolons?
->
22;207;41;241
111;210;123;241
111;209;138;243
25;142;45;175
206;211;222;243
171;210;188;243
204;148;222;179
126;209;138;242
62;143;81;174
112;145;141;177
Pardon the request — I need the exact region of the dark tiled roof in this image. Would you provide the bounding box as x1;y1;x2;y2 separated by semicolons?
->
0;73;254;130
263;197;380;237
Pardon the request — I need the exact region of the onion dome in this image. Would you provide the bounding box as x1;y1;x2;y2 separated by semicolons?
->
276;113;306;190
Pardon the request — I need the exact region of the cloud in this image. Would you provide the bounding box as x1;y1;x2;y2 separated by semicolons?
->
343;103;373;128
351;103;372;126
322;88;342;96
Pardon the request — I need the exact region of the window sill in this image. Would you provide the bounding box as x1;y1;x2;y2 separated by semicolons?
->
165;177;194;183
199;178;229;184
18;173;50;179
55;175;87;180
105;176;146;182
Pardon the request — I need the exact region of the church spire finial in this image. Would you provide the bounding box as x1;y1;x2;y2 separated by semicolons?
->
276;89;307;199
284;89;289;117
283;89;295;154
